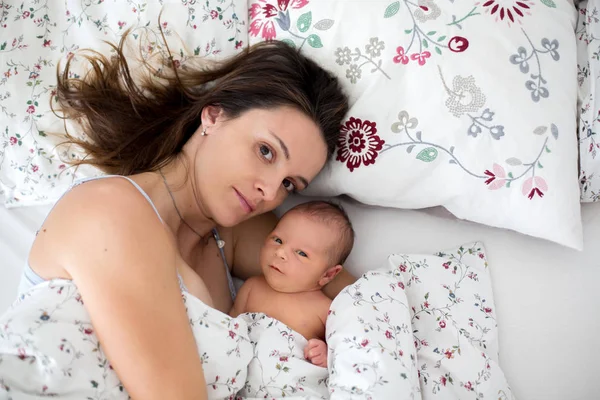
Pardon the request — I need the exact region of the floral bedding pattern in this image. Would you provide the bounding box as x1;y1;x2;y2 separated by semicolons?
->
0;279;253;399
577;0;600;202
0;0;247;207
248;0;582;249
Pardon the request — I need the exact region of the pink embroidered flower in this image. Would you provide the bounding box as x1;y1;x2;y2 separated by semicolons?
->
280;356;288;362
522;176;548;199
484;307;492;313
393;46;409;65
464;381;473;391
443;261;451;269
29;72;39;80
117;21;126;29
410;51;431;66
249;0;309;40
228;330;236;339
18;348;27;360
84;328;93;335
361;339;369;347
439;320;446;328
336;117;384;172
399;350;404;357
235;40;243;49
423;301;430;309
399;264;407;272
480;0;534;25
421;339;428;346
43;39;52;47
441;376;447;386
210;10;219;19
9;137;17;145
26;105;35;114
483;163;507;190
31;165;39;173
385;330;393;339
397;281;405;290
22;11;30;18
448;36;469;53
444;349;454;359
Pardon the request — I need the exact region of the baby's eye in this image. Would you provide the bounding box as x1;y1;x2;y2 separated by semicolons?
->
273;237;282;244
297;250;308;258
282;179;296;193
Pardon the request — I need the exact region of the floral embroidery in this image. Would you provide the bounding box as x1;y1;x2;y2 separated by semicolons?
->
334;37;391;84
478;0;535;26
249;0;308;40
336;117;385;172
510;29;560;102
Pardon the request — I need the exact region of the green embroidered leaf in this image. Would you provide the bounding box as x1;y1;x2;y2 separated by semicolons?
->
551;123;559;139
307;34;323;48
435;47;442;55
545;145;551;153
280;39;296;48
416;147;438;162
427;31;436;36
297;11;312;33
313;19;334;30
437;35;447;42
38;131;46;137
404;29;412;34
506;181;511;188
541;0;556;7
508;172;514;179
537;161;544;169
384;1;401;18
193;46;200;55
0;42;6;51
422;39;428;48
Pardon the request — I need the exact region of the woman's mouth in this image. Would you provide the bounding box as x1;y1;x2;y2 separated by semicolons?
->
234;188;255;214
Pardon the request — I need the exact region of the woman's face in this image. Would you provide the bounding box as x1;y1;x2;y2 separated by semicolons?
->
192;106;328;227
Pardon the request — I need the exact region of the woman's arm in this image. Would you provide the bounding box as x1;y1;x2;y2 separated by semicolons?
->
37;181;208;400
231;211;356;298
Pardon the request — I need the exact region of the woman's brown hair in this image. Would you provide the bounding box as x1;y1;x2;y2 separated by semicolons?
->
55;29;349;175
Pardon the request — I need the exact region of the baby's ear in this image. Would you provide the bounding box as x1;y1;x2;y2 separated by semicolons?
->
318;264;343;287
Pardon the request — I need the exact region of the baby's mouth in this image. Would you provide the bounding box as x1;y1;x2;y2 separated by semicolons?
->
269;265;283;274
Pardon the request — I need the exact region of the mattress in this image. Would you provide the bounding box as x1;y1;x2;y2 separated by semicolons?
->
1;200;599;400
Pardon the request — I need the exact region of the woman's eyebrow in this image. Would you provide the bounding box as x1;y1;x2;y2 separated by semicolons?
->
269;130;290;160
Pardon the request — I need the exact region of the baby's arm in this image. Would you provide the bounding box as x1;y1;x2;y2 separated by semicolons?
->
229;277;255;317
305;296;333;368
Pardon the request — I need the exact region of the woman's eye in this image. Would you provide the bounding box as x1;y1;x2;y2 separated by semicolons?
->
273;237;282;244
260;145;274;161
297;250;308;258
283;179;296;193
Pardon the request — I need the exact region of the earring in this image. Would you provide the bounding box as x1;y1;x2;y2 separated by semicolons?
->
201;127;207;136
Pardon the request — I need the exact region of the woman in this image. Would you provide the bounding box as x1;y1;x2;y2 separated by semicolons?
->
18;33;353;398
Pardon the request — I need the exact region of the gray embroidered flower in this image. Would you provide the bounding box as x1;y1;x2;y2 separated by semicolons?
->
509;46;530;74
346;64;362;84
526;80;549;102
414;0;441;22
391;111;418;133
445;75;486;118
335;46;352;66
541;38;560;61
365;37;385;58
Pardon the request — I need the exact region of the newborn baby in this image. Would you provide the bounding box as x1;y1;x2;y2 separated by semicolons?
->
230;201;354;368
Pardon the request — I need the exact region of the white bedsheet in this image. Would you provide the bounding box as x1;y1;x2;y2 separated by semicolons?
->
1;200;599;400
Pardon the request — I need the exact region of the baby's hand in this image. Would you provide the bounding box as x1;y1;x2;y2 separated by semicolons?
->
304;338;328;368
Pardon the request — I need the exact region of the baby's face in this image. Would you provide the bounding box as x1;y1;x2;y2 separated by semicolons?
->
260;211;336;293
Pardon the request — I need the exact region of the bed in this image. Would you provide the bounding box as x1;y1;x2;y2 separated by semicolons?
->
1;0;599;399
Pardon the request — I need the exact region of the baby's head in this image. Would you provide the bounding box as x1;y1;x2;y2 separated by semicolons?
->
260;201;355;293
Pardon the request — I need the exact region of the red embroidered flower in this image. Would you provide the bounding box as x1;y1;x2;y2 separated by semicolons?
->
385;330;393;339
228;330;236;339
210;10;219;19
84;328;93;335
410;51;431;66
397;281;405;290
522;176;548;200
484;307;493;313
444;349;454;359
22;11;30;18
464;381;473;391
479;253;484;259
484;163;507;190
448;36;469;53
43;39;52;47
235;40;243;50
439;320;446;328
249;0;309;40
393;46;409;65
280;356;288;362
421;339;428;346
117;21;126;29
336;117;384;172
9;137;17;145
480;0;534;25
443;261;451;269
18;348;27;360
441;376;447;386
26;105;35;114
423;301;430;309
399;264;407;272
361;339;369;347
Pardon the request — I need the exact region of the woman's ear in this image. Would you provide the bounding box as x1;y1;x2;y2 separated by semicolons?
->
318;265;343;288
200;105;224;133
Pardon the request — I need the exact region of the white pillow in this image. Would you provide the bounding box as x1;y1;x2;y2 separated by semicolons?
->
576;0;600;202
0;1;247;207
394;242;514;399
248;0;582;249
